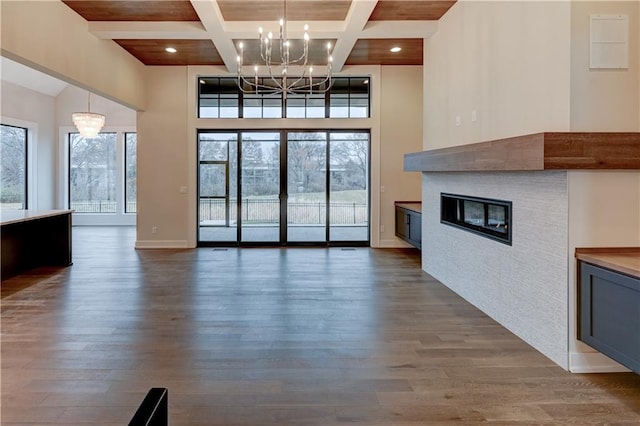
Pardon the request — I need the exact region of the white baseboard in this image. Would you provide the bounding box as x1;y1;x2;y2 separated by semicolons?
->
569;351;630;373
378;239;417;248
135;240;190;249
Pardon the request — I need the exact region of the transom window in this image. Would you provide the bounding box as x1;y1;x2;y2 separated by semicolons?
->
198;77;370;119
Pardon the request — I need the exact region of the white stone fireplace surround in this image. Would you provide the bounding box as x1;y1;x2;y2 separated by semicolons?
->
422;170;639;372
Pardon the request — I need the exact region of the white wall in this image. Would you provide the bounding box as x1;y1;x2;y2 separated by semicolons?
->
379;66;423;247
423;0;572;150
570;1;640;131
1;81;56;209
135;64;423;248
136;66;190;248
1;0;146;111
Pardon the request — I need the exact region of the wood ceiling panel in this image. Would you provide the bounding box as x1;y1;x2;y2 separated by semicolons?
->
369;1;456;21
114;39;224;65
62;0;200;22
233;39;336;67
345;39;423;66
218;1;352;21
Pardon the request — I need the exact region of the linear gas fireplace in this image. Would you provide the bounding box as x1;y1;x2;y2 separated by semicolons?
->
441;193;512;245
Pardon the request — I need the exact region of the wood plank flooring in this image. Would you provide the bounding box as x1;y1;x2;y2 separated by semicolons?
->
2;226;640;425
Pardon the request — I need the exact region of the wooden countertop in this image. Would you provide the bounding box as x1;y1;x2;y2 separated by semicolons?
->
575;248;640;280
395;202;422;214
0;209;72;226
404;132;640;172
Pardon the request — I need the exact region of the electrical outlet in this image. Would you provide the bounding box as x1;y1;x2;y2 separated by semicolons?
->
455;116;461;127
471;110;477;122
381;186;385;193
152;226;157;234
380;225;385;233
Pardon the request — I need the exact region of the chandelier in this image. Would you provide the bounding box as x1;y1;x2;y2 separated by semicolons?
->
236;0;333;96
72;92;105;138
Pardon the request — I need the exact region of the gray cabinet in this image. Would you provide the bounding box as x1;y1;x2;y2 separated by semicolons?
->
578;261;640;374
395;203;421;250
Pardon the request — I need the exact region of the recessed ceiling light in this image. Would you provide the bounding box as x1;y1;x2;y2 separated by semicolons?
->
390;46;402;53
165;47;177;53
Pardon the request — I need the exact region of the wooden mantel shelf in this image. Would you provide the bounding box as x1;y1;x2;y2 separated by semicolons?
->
404;132;640;172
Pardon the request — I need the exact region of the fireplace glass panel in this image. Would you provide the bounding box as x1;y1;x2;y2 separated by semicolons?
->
441;193;512;245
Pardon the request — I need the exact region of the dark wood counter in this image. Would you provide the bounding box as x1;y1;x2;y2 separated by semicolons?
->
1;210;73;280
395;202;421;249
576;248;640;279
404;132;640;172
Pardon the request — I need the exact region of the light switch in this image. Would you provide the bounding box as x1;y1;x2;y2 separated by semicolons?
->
179;186;187;193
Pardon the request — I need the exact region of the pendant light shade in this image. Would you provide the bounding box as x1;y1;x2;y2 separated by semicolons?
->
72;92;105;138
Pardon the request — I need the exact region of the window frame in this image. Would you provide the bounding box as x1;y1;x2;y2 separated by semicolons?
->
124;132;137;214
198;76;371;119
0;123;29;210
63;127;136;225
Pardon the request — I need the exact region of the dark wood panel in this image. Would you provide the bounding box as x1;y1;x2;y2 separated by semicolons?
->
576;248;640;280
115;39;224;65
62;0;199;22
405;132;640;172
218;0;352;21
1;212;72;281
404;133;545;172
544;132;640;169
346;38;423;66
369;1;457;21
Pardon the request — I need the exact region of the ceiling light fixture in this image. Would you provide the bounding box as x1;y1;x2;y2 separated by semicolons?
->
236;0;333;96
165;47;177;53
72;92;105;139
390;46;402;53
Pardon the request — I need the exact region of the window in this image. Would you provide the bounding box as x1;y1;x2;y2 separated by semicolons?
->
0;124;28;210
329;77;370;118
199;77;240;118
69;132;117;213
125;133;137;213
197;77;370;118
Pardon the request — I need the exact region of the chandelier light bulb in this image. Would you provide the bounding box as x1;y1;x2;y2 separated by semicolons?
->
235;0;333;96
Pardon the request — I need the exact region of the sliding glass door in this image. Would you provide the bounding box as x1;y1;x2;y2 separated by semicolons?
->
329;132;369;242
198;130;369;246
287;132;327;242
240;132;281;243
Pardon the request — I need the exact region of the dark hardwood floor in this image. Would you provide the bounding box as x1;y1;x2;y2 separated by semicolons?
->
2;226;640;425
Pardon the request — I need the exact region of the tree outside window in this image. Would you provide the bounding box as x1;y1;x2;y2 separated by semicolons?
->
0;124;27;210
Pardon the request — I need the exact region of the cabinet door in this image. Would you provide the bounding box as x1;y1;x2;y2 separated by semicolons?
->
408;211;421;249
579;262;640;374
395;208;408;238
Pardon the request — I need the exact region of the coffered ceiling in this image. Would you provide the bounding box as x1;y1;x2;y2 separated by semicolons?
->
61;0;456;70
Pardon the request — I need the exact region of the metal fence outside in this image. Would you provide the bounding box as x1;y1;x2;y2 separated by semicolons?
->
199;198;367;225
69;199;367;224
